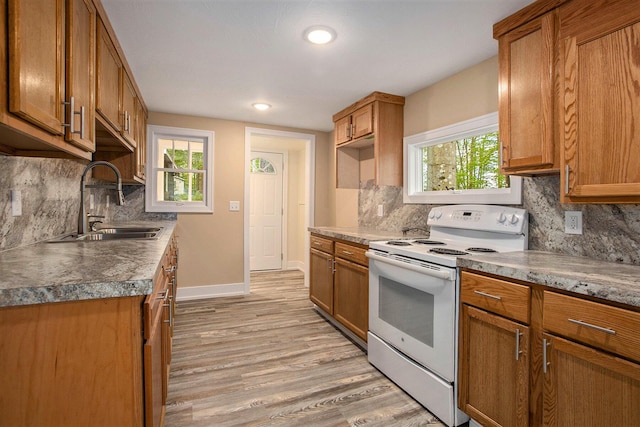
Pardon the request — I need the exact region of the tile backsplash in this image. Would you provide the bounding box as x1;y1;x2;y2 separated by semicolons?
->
0;156;175;251
358;176;640;266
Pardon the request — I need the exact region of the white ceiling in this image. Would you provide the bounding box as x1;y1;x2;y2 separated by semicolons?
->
100;0;533;132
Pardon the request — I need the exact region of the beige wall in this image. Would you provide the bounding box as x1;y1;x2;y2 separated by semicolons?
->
404;56;499;137
148;112;332;288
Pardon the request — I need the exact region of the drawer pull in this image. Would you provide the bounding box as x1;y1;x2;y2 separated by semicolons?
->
342;250;354;255
474;290;502;301
543;338;550;374
515;329;523;361
568;318;616;335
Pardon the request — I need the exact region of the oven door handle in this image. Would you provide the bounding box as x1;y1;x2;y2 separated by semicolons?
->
365;251;454;280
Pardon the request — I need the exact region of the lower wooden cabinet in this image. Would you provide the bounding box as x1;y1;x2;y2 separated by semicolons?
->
334;257;368;341
309;233;369;341
459;270;640;427
0;233;178;427
458;305;529;426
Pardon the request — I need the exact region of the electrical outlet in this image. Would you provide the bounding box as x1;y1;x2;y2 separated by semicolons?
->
11;189;22;217
565;211;583;234
377;204;384;217
229;201;240;212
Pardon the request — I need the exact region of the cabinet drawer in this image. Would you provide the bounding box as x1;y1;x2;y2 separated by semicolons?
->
461;271;530;323
334;242;368;266
543;291;640;363
310;235;333;254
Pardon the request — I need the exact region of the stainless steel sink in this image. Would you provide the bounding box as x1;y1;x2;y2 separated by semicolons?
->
47;227;163;243
95;227;162;234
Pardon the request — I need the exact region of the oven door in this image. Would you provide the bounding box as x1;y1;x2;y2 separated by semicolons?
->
367;251;456;382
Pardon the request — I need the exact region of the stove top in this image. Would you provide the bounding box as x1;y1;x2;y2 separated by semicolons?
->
368;205;528;267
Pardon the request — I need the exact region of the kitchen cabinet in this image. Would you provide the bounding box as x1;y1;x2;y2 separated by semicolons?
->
458;272;530;427
459;269;640;427
494;9;560;174
309;234;369;342
559;0;640;203
333;242;369;341
0;232;178;427
93;9;148;184
495;0;640;203
310;235;334;314
0;0;95;159
333;92;404;188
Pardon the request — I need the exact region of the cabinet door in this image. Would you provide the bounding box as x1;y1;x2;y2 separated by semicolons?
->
121;71;137;147
335;115;352;145
8;0;65;135
65;0;96;151
543;333;640;426
96;17;123;133
458;305;529;427
560;0;640;203
144;310;165;427
498;11;557;173
352;103;373;139
333;257;368;341
136;102;147;180
309;248;334;314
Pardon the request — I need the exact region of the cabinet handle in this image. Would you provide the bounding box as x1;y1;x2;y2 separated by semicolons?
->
473;290;502;300
313;241;323;246
157;290;168;300
78;105;86;140
341;250;354;255
515;329;523;361
332;259;336;273
62;97;85;139
326;257;332;271
565;164;570;194
164;265;176;273
163;296;173;326
500;141;507;166
346;123;352;139
543;338;550;374
568;318;616;335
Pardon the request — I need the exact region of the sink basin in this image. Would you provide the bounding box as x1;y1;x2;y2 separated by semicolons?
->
96;227;162;234
47;227;163;243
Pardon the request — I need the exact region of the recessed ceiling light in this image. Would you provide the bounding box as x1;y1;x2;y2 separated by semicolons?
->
252;103;271;111
303;26;336;45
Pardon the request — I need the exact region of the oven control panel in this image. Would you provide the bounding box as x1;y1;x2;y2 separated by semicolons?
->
427;204;527;234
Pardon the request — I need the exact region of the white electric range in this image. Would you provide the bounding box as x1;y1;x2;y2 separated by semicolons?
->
366;204;528;426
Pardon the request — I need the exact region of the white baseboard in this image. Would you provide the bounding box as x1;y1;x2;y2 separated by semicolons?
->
286;260;304;271
176;282;247;301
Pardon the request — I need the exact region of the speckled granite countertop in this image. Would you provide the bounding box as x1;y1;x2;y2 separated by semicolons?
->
458;250;640;308
0;221;176;308
309;226;426;245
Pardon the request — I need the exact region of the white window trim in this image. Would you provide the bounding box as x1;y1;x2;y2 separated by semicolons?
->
403;112;522;205
146;124;214;213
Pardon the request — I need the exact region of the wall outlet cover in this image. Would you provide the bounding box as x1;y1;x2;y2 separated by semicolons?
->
11;189;22;217
229;201;240;212
565;211;583;234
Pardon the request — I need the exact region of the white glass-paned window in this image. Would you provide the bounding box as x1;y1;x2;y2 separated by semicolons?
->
250;158;276;174
146;125;214;213
403;112;522;205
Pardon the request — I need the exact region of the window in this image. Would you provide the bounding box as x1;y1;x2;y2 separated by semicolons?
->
146;125;214;213
403;112;522;204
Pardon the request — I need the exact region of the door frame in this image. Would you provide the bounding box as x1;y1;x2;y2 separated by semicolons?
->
249;149;287;272
244;127;316;293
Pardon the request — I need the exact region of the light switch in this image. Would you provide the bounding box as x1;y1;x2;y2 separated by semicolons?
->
229;201;240;211
11;190;22;217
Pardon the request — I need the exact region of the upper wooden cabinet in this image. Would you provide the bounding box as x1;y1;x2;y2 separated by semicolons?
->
495;10;559;174
96;15;123;135
335;103;373;145
333;92;404;188
559;0;640;203
0;0;96;159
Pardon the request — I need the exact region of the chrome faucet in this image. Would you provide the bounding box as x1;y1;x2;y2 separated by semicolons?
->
78;161;125;235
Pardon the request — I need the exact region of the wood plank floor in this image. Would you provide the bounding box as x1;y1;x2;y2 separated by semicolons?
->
165;270;446;426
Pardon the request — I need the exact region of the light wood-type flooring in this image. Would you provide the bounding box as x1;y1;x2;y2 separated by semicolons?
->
165;270;446;426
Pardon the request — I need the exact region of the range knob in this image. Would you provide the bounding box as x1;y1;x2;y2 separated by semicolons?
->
497;212;507;223
435;210;443;219
428;210;436;219
508;214;519;224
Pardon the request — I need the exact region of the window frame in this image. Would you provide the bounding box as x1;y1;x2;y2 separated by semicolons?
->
146;124;214;213
403;112;522;205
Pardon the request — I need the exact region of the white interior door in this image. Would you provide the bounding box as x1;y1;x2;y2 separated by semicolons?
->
250;151;283;271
